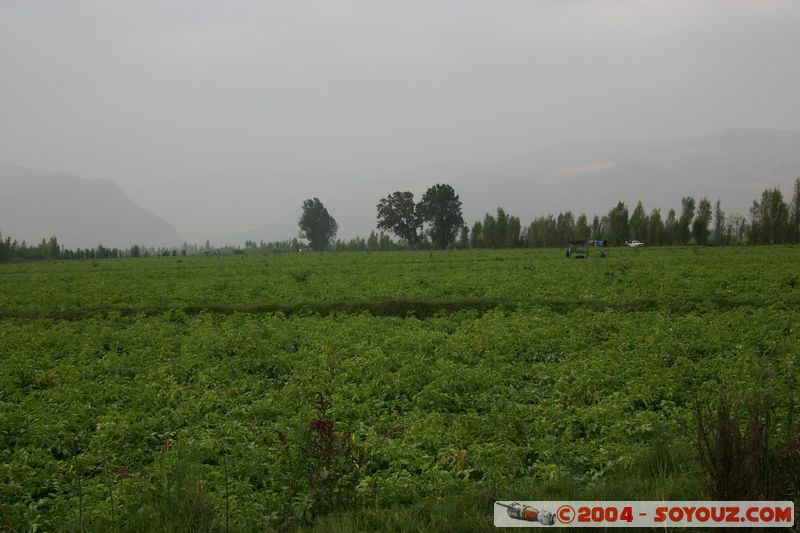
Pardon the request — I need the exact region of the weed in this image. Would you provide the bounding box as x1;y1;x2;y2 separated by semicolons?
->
277;393;364;525
291;270;311;283
694;391;800;500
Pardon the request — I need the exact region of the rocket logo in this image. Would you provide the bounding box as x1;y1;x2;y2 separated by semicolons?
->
496;502;556;525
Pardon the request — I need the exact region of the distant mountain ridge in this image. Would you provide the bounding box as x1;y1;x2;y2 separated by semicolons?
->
420;128;800;226
0;162;181;249
231;128;800;244
3;128;799;248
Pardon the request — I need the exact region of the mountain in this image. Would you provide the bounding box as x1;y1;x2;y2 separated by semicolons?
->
233;208;302;245
5;128;797;249
417;128;800;225
230;128;800;244
0;162;181;249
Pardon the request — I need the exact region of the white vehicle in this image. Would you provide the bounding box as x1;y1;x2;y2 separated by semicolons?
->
626;240;645;247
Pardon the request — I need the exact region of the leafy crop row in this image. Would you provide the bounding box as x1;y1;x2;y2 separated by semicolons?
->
1;247;799;314
1;298;797;530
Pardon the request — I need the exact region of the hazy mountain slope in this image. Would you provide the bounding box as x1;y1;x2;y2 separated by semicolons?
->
0;162;181;249
421;128;800;224
8;128;794;248
233;208;302;245
233;128;800;244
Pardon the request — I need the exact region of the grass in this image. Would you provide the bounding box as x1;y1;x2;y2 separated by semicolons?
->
307;443;705;532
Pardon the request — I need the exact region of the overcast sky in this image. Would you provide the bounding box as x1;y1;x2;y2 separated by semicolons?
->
2;0;800;242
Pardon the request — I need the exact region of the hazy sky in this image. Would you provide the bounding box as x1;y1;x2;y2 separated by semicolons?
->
2;0;800;242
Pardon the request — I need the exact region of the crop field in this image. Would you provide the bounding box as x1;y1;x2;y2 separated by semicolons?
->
1;247;799;531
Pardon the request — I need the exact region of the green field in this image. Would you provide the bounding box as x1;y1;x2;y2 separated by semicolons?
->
1;247;799;531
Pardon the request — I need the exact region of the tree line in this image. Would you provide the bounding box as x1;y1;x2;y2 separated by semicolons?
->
513;183;798;248
296;177;800;251
0;235;201;263
298;184;466;251
1;178;798;262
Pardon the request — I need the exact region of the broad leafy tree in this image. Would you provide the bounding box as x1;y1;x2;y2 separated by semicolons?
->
299;197;338;251
417;184;464;249
376;191;422;247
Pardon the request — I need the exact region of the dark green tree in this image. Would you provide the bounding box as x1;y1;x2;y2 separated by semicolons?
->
730;213;748;244
378;232;392;250
524;220;539;247
646;209;664;246
482;213;497;248
417;184;464;249
45;236;60;259
750;188;789;244
692;197;712;245
495;208;508;247
506;215;522;247
556;211;575;246
790;177;800;243
525;215;558;247
629;201;648;241
574;214;591;241
712;199;726;245
376;191;422;247
0;231;8;262
299;197;338;251
677;197;695;244
366;230;378;250
664;208;677;245
470;221;483;248
606;202;630;246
